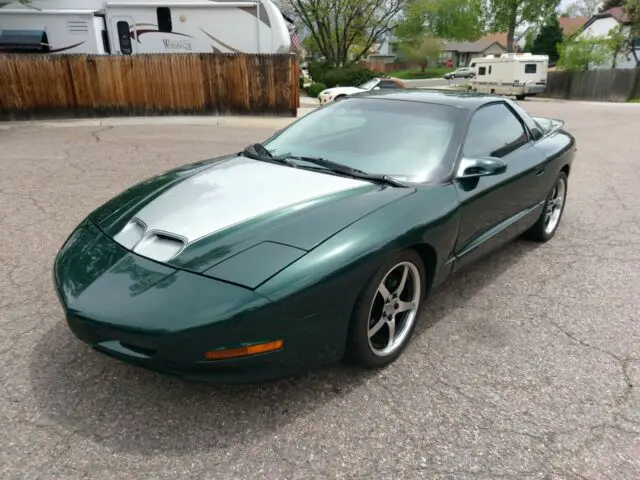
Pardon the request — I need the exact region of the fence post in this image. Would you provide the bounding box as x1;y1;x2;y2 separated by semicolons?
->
632;68;640;100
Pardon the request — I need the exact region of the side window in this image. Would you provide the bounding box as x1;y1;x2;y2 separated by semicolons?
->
116;21;132;55
508;100;542;140
463;104;529;158
488;65;492;74
525;63;537;74
157;7;172;33
478;66;486;75
379;80;399;89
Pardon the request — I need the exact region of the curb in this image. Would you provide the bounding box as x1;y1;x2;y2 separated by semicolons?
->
0;107;317;130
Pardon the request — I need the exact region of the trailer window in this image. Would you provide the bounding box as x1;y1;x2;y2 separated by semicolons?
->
525;63;537;74
478;66;486;75
157;7;172;32
117;21;132;55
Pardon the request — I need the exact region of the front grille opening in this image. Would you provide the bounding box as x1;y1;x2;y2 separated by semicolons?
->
120;342;157;357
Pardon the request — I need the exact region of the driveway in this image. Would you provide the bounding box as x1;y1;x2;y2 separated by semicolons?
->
1;100;639;479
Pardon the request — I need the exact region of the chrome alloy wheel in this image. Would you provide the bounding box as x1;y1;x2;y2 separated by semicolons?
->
544;176;567;235
367;262;421;357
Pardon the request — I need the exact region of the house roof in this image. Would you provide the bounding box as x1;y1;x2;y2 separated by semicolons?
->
443;40;506;53
558;16;589;36
606;6;629;23
581;7;630;31
480;32;508;47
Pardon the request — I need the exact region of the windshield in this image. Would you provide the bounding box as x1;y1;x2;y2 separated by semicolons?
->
262;98;464;183
358;79;378;90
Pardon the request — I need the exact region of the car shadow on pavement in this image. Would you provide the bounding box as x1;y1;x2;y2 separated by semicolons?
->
28;238;539;456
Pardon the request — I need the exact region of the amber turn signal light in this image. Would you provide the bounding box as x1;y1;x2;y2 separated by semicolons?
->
204;339;284;360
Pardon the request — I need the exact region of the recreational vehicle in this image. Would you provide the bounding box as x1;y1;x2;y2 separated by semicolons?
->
469;53;549;100
0;0;295;55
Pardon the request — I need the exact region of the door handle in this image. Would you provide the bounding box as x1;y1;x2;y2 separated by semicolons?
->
535;165;546;175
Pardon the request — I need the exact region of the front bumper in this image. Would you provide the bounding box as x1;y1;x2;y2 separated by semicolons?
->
53;221;345;383
317;93;334;105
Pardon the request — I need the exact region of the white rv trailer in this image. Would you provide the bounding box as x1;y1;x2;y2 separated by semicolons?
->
469;53;549;100
0;0;293;55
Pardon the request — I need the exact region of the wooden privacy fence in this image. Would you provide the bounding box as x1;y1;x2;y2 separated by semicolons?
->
0;53;300;119
543;68;640;102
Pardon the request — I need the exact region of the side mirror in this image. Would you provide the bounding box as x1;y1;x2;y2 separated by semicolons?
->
456;156;507;180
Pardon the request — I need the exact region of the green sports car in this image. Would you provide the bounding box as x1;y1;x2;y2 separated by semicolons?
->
53;90;576;383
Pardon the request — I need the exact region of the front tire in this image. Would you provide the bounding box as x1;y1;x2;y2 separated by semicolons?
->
345;250;426;368
524;171;568;242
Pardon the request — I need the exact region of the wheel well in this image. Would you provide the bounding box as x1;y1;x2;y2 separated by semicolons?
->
409;243;437;297
561;164;570;177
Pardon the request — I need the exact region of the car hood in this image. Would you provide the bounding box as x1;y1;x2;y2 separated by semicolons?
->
89;154;414;277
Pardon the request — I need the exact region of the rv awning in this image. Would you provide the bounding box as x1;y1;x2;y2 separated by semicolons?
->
0;29;50;52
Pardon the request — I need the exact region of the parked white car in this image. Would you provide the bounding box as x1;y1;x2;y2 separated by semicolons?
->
317;77;405;105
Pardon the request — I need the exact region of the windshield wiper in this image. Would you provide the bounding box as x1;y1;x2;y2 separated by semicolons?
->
240;143;298;168
281;155;408;188
241;146;407;188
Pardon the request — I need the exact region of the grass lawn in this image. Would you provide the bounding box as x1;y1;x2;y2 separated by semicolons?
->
628;97;640;103
390;67;455;79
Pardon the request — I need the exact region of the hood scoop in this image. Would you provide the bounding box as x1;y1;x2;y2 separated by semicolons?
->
113;218;186;262
114;218;146;249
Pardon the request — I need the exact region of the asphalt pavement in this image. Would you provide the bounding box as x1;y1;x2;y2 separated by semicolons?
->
1;99;639;479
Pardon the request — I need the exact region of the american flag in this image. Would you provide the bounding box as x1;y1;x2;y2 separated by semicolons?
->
290;29;301;51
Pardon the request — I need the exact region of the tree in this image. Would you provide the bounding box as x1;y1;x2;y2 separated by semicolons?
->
523;27;538;52
557;34;616;70
397;34;443;71
488;0;561;52
531;15;564;62
396;0;486;42
422;0;487;41
285;0;406;66
621;0;640;66
563;0;602;17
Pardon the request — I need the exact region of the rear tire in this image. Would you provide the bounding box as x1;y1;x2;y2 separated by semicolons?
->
515;94;526;100
523;171;568;242
345;250;427;368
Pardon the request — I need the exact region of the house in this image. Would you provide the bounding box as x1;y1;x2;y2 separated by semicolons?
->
439;39;507;67
366;31;397;64
575;7;640;69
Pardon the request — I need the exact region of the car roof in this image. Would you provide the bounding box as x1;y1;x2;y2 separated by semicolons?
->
349;89;508;110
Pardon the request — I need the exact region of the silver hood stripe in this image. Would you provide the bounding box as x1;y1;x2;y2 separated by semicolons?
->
113;156;368;259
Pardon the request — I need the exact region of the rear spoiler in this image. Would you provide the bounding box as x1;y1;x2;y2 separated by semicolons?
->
532;116;564;136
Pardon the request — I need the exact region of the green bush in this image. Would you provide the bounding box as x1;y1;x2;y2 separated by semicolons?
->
307;60;332;84
306;61;378;88
307;83;327;98
322;66;378;88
